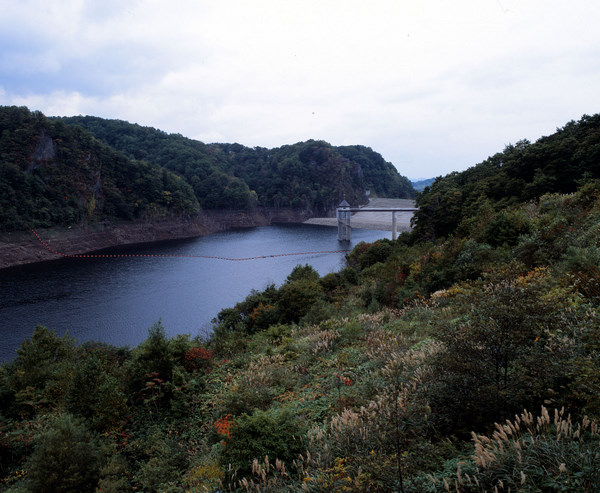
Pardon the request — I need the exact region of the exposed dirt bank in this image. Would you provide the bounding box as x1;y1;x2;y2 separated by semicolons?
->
0;208;312;270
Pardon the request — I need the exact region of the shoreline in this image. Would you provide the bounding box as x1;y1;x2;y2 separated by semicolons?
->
1;199;416;271
303;217;413;232
0;207;312;271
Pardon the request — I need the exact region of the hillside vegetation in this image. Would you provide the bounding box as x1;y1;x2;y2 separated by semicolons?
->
0;106;199;231
2;114;600;492
0;106;414;233
414;113;600;239
58;115;415;212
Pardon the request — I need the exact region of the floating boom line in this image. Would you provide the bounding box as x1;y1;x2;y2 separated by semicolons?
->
30;229;351;262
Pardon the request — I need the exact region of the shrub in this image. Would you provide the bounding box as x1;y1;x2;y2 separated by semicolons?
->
563;246;600;302
65;351;128;431
347;240;394;270
25;413;102;493
183;346;215;372
221;408;304;478
133;431;190;492
428;269;580;434
483;209;531;247
277;278;324;324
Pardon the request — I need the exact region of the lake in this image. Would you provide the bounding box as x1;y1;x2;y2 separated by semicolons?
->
0;224;391;362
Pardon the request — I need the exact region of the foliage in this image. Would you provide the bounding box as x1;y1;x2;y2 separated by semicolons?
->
25;413;102;493
57;116;416;212
0;106;199;231
220;408;304;478
65;349;128;431
1;106;415;231
3;325;76;418
414;114;600;240
3;110;600;491
428;269;582;434
133;428;190;492
442;407;600;492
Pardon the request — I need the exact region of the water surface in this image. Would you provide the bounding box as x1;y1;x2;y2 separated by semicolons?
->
0;224;390;362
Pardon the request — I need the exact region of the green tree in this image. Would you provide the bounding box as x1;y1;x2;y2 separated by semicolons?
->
26;413;102;493
6;325;76;416
126;321;177;412
66;350;128;431
429;269;579;434
285;263;320;283
277;278;324;324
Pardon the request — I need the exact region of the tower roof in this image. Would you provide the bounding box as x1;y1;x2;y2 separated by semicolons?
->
338;199;351;207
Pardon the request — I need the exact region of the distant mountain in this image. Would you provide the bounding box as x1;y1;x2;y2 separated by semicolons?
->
411;178;435;192
58;116;416;212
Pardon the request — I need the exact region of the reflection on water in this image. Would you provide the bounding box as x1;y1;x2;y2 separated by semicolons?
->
0;224;391;362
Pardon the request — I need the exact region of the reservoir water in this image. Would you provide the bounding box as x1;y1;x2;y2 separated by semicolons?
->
0;224;391;363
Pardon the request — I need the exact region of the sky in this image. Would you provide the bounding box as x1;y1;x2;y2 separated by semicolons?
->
1;1;599;179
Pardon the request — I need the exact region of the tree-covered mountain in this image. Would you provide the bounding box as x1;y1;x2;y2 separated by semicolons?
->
0;106;199;231
413;113;600;239
0;106;414;232
58;116;415;211
53;115;259;211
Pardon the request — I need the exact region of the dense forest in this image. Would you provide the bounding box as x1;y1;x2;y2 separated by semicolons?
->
413;113;600;239
0;106;414;233
0;106;199;231
57;115;415;212
2;114;600;492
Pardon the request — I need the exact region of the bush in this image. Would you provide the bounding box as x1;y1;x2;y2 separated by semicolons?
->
26;413;102;493
277;278;324;324
134;431;189;492
221;408;304;478
66;351;128;431
347;240;394;270
483;209;531;247
428;269;580;434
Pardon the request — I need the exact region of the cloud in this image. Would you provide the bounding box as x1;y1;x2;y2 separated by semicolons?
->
1;0;600;178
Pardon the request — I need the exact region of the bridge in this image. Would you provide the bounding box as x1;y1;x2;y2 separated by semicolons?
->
304;198;417;241
337;199;418;241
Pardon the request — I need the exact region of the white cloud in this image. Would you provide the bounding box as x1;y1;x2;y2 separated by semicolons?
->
1;0;600;178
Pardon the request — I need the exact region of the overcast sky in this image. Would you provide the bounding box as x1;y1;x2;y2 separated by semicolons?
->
1;1;599;179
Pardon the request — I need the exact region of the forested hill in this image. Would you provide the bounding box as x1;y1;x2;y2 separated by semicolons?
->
0;106;199;231
0;106;414;232
57;115;415;211
413;113;600;239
